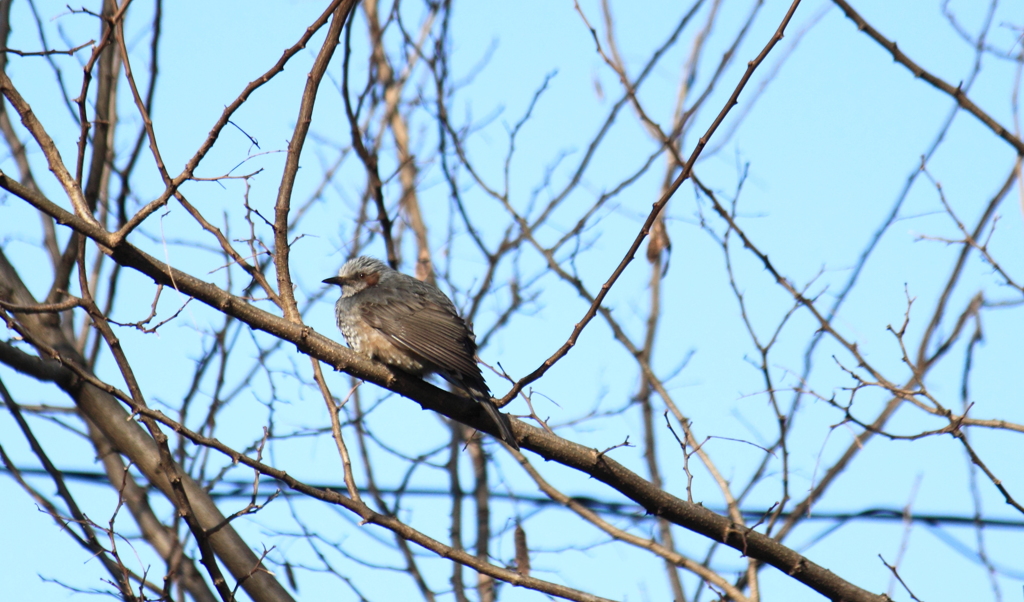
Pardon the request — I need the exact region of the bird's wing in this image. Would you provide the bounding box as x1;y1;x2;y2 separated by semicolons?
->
359;292;483;382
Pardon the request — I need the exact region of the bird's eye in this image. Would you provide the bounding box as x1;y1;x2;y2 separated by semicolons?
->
356;272;365;279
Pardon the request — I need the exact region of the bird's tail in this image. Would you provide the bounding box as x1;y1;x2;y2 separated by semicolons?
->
478;398;519;450
446;374;520;450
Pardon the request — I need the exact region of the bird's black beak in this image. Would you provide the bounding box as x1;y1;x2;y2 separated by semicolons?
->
323;276;344;286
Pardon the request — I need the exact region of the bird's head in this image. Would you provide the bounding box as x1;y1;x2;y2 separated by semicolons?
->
323;256;389;298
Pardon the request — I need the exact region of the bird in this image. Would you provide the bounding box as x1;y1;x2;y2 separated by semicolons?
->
323;256;519;449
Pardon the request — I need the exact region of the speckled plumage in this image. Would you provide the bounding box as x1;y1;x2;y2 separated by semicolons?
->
324;257;518;449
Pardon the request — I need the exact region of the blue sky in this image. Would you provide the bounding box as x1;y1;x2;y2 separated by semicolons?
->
1;0;1023;600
